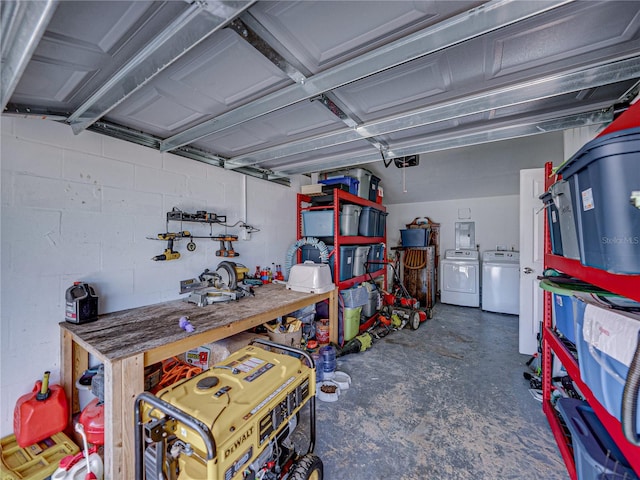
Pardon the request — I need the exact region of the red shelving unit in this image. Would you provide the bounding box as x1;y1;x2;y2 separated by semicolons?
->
541;103;640;478
297;188;387;340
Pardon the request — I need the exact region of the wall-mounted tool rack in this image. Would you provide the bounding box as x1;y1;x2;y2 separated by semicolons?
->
166;208;226;229
149;208;238;260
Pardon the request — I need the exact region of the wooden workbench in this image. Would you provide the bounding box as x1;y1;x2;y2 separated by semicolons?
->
59;283;337;479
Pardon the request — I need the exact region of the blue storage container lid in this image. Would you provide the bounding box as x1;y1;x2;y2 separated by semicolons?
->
557;398;636;478
556;127;640;178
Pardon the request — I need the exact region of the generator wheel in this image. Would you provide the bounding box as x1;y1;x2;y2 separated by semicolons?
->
289;453;323;480
409;310;421;330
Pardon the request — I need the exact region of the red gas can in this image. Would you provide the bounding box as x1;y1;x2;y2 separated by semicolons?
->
78;398;104;445
14;371;68;447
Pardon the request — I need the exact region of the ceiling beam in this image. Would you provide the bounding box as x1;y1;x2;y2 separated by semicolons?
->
275;108;613;175
1;0;57;110
159;0;572;152
225;57;640;169
67;1;255;135
274;108;613;175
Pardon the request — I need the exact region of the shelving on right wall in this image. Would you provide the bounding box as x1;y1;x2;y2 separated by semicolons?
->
540;102;640;479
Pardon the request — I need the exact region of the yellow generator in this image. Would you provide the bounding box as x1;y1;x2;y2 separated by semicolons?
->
135;339;322;480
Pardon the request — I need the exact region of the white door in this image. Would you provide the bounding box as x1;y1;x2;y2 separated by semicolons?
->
519;168;545;354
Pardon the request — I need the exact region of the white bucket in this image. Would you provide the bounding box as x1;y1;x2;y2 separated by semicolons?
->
75;379;97;411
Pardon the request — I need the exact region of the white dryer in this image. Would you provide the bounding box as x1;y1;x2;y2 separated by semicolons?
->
440;249;480;307
482;251;520;315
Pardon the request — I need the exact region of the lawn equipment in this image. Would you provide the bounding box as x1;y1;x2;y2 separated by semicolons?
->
135;339;322;480
365;260;427;330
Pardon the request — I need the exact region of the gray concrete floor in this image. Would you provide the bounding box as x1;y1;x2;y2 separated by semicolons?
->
304;302;569;480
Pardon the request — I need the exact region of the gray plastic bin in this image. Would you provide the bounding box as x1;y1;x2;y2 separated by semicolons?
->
550;180;580;260
557;127;640;273
353;246;371;277
340;204;361;236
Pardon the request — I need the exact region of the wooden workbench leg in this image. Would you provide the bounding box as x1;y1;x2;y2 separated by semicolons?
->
60;329;74;425
329;287;339;345
122;354;144;479
104;359;123;479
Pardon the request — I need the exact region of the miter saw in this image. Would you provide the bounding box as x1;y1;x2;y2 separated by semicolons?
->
181;261;253;306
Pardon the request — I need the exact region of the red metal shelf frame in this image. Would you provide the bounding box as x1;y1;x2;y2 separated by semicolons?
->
297;189;387;335
541;158;640;478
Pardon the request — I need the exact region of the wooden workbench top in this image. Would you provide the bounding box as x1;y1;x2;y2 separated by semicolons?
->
59;283;331;362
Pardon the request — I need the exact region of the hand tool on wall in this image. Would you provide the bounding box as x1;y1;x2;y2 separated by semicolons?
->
214;235;239;257
151;231;190;261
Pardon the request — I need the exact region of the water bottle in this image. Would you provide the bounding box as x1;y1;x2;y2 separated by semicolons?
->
320;345;336;379
312;352;324;382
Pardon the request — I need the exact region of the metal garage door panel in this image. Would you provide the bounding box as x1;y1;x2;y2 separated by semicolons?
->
107;29;291;137
333;52;453;121
378;81;638;146
486;1;640;79
10;1;182;108
333;1;640;123
193;100;345;157
248;0;481;74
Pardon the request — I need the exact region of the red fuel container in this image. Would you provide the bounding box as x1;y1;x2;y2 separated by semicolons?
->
78;398;104;445
14;372;68;448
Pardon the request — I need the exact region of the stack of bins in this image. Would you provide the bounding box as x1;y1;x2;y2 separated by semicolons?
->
320;168;380;202
556;127;640;273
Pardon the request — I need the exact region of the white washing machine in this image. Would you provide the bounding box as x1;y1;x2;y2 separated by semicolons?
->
482;251;520;315
440;249;480;307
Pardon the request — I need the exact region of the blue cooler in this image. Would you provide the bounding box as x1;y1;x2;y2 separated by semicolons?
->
557;127;640;274
557;398;637;480
580;299;640;436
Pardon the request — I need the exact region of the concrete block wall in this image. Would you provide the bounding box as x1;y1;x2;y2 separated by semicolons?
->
0;117;302;435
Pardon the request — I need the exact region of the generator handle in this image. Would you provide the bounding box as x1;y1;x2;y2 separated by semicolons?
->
250;337;315;369
135;392;217;480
